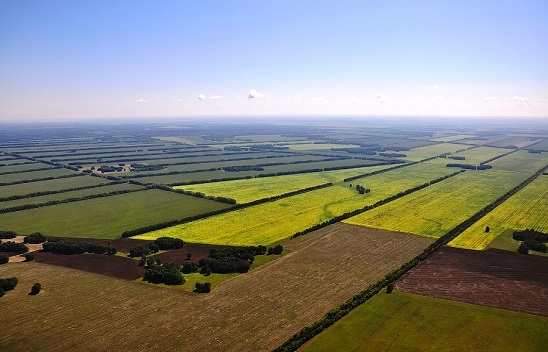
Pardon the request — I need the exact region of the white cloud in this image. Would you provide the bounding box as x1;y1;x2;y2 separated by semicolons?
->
135;98;147;103
248;89;264;99
198;94;223;101
197;94;206;101
209;95;224;100
512;96;529;104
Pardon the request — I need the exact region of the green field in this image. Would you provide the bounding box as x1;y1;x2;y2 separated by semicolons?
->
0;175;111;198
131;158;382;185
178;164;396;203
345;170;529;238
452;146;512;164
404;143;465;161
431;134;475;142
302;292;548;352
488;150;548;172
136;163;455;245
0;189;231;239
286;143;358;151
0;167;77;183
0;162;50;174
0;182;144;210
450;175;548;250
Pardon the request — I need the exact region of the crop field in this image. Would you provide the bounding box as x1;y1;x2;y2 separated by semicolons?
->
137;163;454;245
431;134;475;142
130;158;384;185
0;224;432;352
0;167;77;184
529;139;548;151
178;164;396;203
451;146;513;164
487;136;542;148
345;170;529;238
488;150;548;172
0;162;51;174
302;291;548;352
450;175;548;250
0;189;231;239
0;182;144;210
403;142;466;161
0;175;111;198
286;143;358;151
396;247;548;316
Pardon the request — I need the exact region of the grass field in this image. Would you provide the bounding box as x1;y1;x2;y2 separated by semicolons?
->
488;150;548;172
0;162;50;174
301;291;548;352
286;143;358;151
345;170;529;238
178;164;396;203
0;167;76;183
0;182;144;210
431;134;475;142
0;175;111;198
404;143;465;161
449;175;548;250
0;189;231;239
451;146;512;164
137;163;454;245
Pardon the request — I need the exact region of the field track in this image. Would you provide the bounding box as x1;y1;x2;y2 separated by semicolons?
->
396;247;548;316
0;223;432;352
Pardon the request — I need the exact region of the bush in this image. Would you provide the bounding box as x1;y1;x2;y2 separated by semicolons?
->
128;244;159;257
154;237;184;250
518;242;529;255
267;245;284;255
23;253;34;262
484;226;490;233
0;277;18;291
181;261;199;274
24;232;47;244
194;282;211;293
0;255;8;265
0;231;17;239
143;263;184;285
0;241;28;254
29;283;41;295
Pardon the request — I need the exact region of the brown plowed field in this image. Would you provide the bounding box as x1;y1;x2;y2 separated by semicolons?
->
396;247;548;316
0;223;432;352
33;252;144;280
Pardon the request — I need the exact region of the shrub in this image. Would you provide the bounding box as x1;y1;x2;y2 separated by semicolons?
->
386;283;394;294
194;282;211;293
154;237;184;250
128;244;159;258
0;241;28;254
143;263;184;285
42;241;115;255
518;242;529;255
0;255;8;265
0;277;18;291
23;253;34;262
24;232;47;244
181;261;198;274
0;231;17;239
484;226;490;233
29;283;41;295
267;245;284;255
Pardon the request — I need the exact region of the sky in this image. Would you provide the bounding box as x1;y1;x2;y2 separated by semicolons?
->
1;0;547;121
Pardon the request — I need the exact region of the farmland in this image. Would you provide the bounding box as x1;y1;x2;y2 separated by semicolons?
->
488;150;548;172
0;175;111;198
0;189;231;239
178;164;396;203
301;291;548;352
345;170;530;238
403;142;466;161
451;146;513;164
450;175;548;250
396;247;548;316
137;163;455;245
0;224;432;352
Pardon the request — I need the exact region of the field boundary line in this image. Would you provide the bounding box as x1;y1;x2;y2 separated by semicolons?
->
0;181;123;202
273;164;548;352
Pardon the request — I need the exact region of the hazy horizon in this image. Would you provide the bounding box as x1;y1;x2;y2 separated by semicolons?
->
1;0;547;121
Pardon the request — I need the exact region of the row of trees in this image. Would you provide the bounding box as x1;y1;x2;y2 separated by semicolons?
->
446;163;492;170
515;229;547;254
43;240;116;255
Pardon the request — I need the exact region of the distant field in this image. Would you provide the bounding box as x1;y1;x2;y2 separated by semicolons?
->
131;158;382;185
488;150;548;172
286;143;358;151
0;182;143;210
0;162;50;174
450;175;548;250
0;189;230;239
137;163;454;245
404;143;465;161
0;175;110;198
179;164;396;203
0;168;76;183
431;134;475;142
452;146;512;164
529;139;548;151
345;170;529;238
301;291;548;352
488;136;541;148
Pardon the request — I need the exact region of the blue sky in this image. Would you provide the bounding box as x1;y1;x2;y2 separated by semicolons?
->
1;0;547;120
